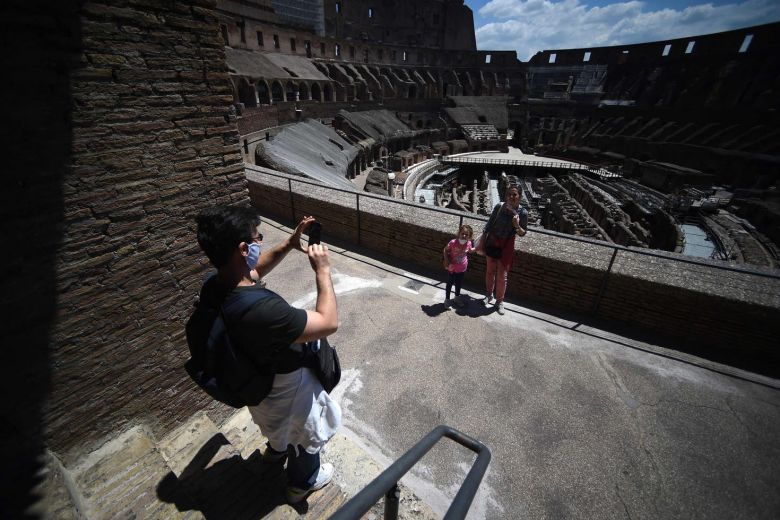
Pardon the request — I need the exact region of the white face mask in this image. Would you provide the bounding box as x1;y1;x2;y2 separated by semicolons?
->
458;238;467;245
246;242;261;270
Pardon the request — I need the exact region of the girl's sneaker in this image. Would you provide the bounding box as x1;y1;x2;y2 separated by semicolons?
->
483;294;494;307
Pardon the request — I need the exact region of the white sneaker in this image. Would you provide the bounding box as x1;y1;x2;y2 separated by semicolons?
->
286;463;334;503
495;301;505;315
483;294;494;307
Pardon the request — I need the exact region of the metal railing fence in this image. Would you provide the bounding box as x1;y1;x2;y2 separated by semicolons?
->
329;425;491;520
246;164;780;281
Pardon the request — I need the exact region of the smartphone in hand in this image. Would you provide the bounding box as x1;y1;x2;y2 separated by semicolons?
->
308;221;322;245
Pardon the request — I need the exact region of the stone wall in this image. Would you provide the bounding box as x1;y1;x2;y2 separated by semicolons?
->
2;3;248;500
246;166;780;364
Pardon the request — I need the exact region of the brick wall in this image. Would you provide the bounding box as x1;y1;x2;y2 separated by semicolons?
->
246;166;780;364
2;0;249;475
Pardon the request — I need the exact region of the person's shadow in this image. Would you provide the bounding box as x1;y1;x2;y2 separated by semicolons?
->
421;296;494;318
156;433;310;518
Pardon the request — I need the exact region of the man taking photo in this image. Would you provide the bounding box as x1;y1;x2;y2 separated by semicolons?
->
192;205;339;503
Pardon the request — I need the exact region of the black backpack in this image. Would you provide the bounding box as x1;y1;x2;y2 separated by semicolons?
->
184;288;276;408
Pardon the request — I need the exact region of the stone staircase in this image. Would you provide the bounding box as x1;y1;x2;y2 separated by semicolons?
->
30;410;439;520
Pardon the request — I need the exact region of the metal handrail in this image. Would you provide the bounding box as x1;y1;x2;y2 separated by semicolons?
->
245;164;780;282
329;425;491;520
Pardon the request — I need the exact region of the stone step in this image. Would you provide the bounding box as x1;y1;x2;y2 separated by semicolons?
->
25;451;78;520
33;407;440;519
69;425;187;519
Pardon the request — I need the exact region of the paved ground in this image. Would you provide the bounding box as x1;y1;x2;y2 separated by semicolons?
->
259;216;780;520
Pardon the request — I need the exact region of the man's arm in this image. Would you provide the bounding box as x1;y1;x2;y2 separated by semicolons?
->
294;244;338;343
255;216;314;279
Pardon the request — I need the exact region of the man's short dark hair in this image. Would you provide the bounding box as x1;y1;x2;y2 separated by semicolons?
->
196;206;261;268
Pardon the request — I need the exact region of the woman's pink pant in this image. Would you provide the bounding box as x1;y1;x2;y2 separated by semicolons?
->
485;257;508;302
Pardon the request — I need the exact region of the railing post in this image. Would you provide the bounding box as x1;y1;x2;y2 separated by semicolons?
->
288;178;295;221
592;248;618;315
384;483;400;520
459;215;463;229
356;193;361;246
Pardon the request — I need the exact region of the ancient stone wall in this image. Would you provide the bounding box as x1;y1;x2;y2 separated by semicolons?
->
322;0;476;51
3;0;248;478
519;23;780;187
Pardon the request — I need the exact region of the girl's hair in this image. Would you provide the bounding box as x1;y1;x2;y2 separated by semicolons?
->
506;185;521;198
458;224;474;238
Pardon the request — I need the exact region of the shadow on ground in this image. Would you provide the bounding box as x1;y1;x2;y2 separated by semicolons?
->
421;296;495;318
156;433;312;519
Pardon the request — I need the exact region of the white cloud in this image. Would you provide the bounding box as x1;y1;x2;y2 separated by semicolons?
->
476;0;780;60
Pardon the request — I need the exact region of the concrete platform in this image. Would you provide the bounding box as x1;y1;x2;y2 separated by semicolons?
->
258;215;780;519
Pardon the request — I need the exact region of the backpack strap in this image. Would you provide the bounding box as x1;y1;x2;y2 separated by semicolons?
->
484;203;502;232
219;289;278;374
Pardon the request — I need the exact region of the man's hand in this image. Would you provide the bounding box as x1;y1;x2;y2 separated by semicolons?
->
307;243;331;274
291;216;316;252
295;242;338;343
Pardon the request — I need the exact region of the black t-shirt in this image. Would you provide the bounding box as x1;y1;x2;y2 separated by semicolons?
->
196;275;308;374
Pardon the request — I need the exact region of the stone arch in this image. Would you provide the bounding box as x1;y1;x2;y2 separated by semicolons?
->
229;77;240;102
323;83;333;102
334;83;347;102
299;82;310;101
311;83;322;102
408;84;417;99
271;80;284;103
285;81;297;101
356;82;368;101
256;80;270;104
238;78;257;107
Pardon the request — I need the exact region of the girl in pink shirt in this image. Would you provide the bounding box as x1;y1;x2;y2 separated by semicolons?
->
443;225;475;307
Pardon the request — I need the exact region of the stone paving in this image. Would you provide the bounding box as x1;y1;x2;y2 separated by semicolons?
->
257;216;780;520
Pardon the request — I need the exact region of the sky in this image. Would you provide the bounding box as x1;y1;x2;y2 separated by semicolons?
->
465;0;780;60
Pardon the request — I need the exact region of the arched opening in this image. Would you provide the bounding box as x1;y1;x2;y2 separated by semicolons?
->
334;84;346;102
356;83;368;101
323;84;333;102
311;83;321;102
271;81;284;103
408;84;417;99
285;81;297;102
238;79;257;107
299;82;310;101
256;81;270;104
229;77;240;102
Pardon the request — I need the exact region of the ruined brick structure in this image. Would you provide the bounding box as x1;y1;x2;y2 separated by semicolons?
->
518;22;780;189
